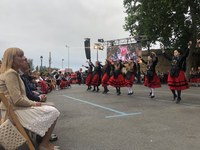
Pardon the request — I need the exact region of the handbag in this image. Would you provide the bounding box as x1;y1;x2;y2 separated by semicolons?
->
0;103;26;150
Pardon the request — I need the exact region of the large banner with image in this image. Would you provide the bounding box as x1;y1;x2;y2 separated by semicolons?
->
107;43;142;63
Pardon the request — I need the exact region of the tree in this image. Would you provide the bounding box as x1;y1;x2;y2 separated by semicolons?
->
36;66;39;72
27;59;34;71
123;0;200;77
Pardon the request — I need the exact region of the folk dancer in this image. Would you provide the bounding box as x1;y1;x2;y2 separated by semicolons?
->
91;61;102;92
101;59;111;94
108;59;126;95
123;59;136;95
83;60;93;91
140;52;161;98
161;42;191;103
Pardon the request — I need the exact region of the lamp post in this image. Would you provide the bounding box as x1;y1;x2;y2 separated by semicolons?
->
94;43;99;61
147;41;150;55
97;48;99;61
40;56;43;71
65;45;70;70
62;59;64;69
94;42;104;61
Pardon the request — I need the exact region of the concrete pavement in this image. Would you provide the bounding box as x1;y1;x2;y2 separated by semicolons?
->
48;84;200;150
9;84;200;150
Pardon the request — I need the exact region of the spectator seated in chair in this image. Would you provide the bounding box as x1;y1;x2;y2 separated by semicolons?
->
0;47;60;150
19;60;47;102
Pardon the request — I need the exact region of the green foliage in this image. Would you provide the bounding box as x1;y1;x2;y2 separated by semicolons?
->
123;0;200;49
35;66;39;72
27;59;34;71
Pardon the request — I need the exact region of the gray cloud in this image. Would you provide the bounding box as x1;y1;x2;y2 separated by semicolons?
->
0;0;129;71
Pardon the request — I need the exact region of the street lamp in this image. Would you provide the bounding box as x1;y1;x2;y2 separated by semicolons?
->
40;56;43;71
147;41;150;55
94;43;99;61
62;59;64;69
65;45;70;69
94;43;104;61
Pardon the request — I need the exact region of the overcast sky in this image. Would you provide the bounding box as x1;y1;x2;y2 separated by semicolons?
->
0;0;130;71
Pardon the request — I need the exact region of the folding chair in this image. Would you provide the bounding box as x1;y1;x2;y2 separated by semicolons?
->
0;93;35;150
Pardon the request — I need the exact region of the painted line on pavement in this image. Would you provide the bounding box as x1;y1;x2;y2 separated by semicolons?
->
106;112;142;118
62;95;141;118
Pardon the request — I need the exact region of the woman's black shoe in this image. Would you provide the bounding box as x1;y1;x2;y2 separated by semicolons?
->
128;92;133;95
173;94;177;101
49;134;58;142
149;92;152;96
176;97;181;104
103;89;109;94
151;95;155;98
36;133;58;143
117;91;121;95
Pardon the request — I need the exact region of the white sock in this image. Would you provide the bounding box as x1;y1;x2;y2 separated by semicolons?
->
151;88;155;96
130;87;133;93
127;87;131;93
149;88;152;93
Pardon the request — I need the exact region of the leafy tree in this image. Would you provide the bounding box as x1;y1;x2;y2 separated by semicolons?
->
27;59;34;71
123;0;200;76
35;66;39;72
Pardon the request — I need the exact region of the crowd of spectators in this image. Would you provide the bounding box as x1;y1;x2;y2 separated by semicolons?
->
189;66;200;86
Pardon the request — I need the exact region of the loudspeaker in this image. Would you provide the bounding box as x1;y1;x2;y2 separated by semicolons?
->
84;39;91;60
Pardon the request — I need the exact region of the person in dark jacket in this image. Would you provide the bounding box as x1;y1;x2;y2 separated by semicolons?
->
101;59;111;94
108;59;126;95
91;61;103;92
83;60;93;91
161;41;191;103
123;58;136;95
140;52;161;98
19;60;47;102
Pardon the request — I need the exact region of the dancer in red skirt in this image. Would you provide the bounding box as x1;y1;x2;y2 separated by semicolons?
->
161;42;191;103
124;59;136;95
108;59;126;95
101;59;111;94
140;52;161;98
197;67;200;86
83;60;93;91
91;61;102;92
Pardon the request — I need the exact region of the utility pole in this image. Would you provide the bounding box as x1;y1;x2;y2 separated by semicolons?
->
65;45;70;69
40;56;43;72
49;52;51;69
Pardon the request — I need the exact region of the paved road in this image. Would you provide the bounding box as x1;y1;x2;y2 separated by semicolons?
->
48;84;200;150
15;84;200;150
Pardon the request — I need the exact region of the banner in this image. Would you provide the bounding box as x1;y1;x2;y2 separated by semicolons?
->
107;43;142;63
